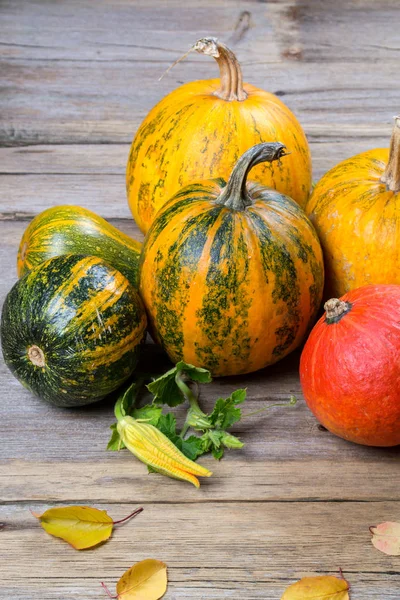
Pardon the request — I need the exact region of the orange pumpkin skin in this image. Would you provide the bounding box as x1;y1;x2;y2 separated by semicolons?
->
300;285;400;447
306;118;400;298
127;39;311;234
139;143;323;377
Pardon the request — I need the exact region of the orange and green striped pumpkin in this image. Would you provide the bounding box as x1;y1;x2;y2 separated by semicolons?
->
127;37;312;234
140;142;324;376
17;205;142;287
306;116;400;298
1;255;147;407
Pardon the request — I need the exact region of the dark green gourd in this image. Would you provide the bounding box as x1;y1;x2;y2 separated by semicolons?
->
1;255;147;407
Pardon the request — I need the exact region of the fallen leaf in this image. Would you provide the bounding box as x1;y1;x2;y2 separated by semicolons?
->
281;575;349;599
102;558;167;599
33;506;143;550
370;522;400;555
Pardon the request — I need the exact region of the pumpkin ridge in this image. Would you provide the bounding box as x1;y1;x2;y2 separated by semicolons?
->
17;206;142;286
43;257;112;322
148;206;224;360
193;211;252;371
59;270;130;340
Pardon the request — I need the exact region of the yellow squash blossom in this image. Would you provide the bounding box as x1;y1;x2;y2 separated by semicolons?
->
117;416;212;488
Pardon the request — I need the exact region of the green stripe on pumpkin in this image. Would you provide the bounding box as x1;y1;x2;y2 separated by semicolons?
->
18;205;142;288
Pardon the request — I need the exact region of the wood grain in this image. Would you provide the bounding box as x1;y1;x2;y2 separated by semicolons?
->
1;502;399;599
1;1;400;598
0;135;393;220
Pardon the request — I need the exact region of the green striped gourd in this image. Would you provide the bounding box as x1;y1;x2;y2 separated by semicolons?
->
1;255;147;407
18;205;142;287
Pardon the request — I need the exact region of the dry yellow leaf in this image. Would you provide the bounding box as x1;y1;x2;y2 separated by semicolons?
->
370;522;400;556
281;575;350;600
34;505;143;550
102;559;167;599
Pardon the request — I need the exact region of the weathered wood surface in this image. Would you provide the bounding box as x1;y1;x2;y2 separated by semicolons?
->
1;502;400;599
1;1;399;599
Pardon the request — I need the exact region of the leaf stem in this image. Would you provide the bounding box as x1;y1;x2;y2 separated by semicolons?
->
112;507;143;526
114;376;149;422
100;582;117;598
175;371;199;409
242;396;297;419
338;568;350;591
114;396;126;422
180;422;191;439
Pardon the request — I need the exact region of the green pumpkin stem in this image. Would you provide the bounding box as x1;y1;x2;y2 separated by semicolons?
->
381;116;400;193
193;37;247;102
216;142;288;210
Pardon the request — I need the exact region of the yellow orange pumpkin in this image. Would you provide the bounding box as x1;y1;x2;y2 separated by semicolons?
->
127;37;312;233
139;142;323;377
306;116;400;297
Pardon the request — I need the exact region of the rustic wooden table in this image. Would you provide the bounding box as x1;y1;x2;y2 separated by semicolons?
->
1;1;399;598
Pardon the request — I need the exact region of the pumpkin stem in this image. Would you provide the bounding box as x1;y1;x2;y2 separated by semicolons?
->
216;142;288;210
324;298;352;324
193;37;248;102
381;116;400;193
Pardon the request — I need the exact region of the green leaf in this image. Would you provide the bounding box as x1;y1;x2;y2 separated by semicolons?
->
147;367;185;407
208;388;247;430
156;414;203;461
176;361;212;383
107;424;126;451
121;380;143;413
207;429;223;448
132;404;162;426
198;427;244;460
177;436;204;461
147;362;212;407
156;412;176;437
200;430;225;459
114;378;146;421
220;432;244;449
212;446;225;460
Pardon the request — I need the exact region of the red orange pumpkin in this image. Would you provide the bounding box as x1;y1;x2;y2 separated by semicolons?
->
300;284;400;446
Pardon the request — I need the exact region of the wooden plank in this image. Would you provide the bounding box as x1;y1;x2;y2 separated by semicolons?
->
2;456;400;503
0;137;392;176
0;134;393;219
1;60;398;146
1;501;399;599
1;0;399;145
0;175;131;220
1;0;399;64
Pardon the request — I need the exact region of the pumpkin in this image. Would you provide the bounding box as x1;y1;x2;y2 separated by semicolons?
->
300;285;400;447
1;255;147;407
127;37;312;234
17;205;142;287
139;142;324;376
306;116;400;298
